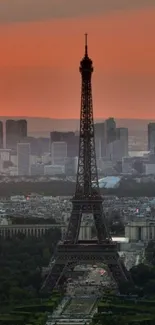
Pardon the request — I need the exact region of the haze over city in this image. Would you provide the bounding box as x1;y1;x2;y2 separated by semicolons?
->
0;0;155;119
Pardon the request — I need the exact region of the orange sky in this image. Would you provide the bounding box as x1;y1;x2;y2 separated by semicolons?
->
0;5;155;119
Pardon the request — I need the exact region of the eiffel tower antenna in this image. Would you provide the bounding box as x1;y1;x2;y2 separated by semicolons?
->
85;33;88;56
41;36;131;293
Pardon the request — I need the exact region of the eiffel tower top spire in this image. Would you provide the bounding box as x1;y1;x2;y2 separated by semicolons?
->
84;33;88;57
80;33;93;76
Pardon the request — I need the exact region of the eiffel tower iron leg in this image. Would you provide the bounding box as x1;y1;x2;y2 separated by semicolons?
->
93;202;111;242
41;260;68;292
65;203;82;243
107;253;132;284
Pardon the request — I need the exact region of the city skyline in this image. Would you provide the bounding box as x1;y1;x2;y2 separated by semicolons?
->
0;1;155;119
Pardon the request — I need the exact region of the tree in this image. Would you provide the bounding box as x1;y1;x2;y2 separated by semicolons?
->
119;280;136;295
130;264;154;286
0;231;61;309
145;241;155;265
10;287;30;301
144;279;155;295
43;247;51;263
93;314;128;325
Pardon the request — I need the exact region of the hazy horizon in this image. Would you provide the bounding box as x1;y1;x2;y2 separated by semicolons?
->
0;116;155;121
0;116;150;136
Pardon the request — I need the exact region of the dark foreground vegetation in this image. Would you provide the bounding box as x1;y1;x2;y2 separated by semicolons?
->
93;241;155;325
0;291;62;325
1;233;155;324
93;294;155;325
0;179;155;197
93;263;155;325
0;230;61;324
0;230;61;305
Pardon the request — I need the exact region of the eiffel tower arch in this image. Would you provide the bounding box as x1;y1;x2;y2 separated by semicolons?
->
41;35;131;293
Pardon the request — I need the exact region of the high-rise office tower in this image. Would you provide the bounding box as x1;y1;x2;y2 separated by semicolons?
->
6;119;27;150
21;137;50;156
17;143;30;176
50;131;78;157
6;120;16;149
95;138;102;159
106;127;128;161
51;141;67;165
105;117;116;144
148;123;155;153
104;118;116;158
0;121;3;148
17;119;27;138
116;127;128;157
95;119;117;158
95;122;105;157
95;122;104;138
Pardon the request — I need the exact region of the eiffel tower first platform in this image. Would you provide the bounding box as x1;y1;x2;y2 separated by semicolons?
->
41;35;131;292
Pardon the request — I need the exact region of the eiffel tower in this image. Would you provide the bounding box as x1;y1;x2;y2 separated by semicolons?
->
41;35;131;292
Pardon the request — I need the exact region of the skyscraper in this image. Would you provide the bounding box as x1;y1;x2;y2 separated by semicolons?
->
104;118;117;158
0;121;3;149
17;119;27;139
51;141;67;165
116;127;128;157
105;117;116;144
94;122;105;157
148;123;155;152
50;131;78;157
6;120;16;149
6;119;27;150
17;143;30;176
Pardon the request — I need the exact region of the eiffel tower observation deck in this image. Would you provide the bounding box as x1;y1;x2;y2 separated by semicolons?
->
41;34;131;294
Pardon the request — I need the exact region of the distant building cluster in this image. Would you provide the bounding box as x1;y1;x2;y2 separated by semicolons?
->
1;193;155;245
94;117;128;174
0;118;154;177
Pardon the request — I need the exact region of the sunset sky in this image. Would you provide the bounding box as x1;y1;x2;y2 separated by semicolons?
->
1;0;155;119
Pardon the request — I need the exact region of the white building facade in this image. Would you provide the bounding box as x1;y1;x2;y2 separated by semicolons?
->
125;218;155;242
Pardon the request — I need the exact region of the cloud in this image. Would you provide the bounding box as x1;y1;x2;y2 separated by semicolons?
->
0;0;155;23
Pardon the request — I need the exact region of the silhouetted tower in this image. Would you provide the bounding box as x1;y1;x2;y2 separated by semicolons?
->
0;121;3;148
65;34;110;243
41;35;131;293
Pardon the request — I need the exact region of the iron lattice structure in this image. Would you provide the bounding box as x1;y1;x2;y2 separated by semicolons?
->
41;35;131;292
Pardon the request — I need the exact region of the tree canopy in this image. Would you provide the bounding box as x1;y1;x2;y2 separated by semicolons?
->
0;228;61;309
